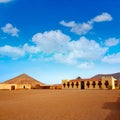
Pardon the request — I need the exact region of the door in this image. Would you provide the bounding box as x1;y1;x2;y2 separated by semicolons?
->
11;85;15;90
81;81;85;89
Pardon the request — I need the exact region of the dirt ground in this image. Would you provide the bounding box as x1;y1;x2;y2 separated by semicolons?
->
0;90;120;120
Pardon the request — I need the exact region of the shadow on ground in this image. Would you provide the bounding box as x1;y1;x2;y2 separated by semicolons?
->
103;96;120;120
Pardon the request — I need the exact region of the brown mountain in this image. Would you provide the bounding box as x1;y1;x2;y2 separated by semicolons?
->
3;73;46;86
91;72;120;80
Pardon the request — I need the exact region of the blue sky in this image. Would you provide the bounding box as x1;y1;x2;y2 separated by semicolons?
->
0;0;120;84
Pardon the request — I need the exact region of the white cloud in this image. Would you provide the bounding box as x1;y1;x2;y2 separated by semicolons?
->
71;22;93;35
60;20;93;35
31;30;108;64
0;30;108;66
52;36;108;65
23;43;40;54
0;44;40;60
105;38;120;47
31;33;108;64
102;53;120;64
1;23;19;37
0;45;25;59
60;20;76;27
68;36;108;60
0;0;12;3
77;62;94;69
60;12;112;35
53;53;77;65
32;30;70;53
92;12;112;22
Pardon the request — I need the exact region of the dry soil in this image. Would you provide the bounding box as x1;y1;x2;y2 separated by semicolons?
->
0;90;120;120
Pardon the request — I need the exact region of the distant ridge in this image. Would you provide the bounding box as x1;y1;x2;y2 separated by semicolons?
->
91;72;120;80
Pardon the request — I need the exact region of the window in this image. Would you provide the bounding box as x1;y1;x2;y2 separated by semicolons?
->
86;81;90;88
67;82;70;88
71;82;74;88
115;81;117;87
63;83;66;88
98;81;102;88
92;81;96;88
76;82;79;88
105;80;109;88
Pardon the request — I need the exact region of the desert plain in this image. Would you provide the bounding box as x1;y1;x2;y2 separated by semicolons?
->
0;90;120;120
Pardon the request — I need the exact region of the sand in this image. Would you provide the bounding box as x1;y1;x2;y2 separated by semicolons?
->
0;90;120;120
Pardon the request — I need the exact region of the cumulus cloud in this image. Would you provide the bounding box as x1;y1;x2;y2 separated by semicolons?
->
102;53;120;64
23;44;40;54
32;30;70;53
31;34;108;64
0;45;25;59
31;30;107;63
0;30;108;67
0;0;12;3
0;44;40;60
60;12;112;35
68;36;108;60
53;53;78;65
60;20;93;35
92;12;112;22
60;21;76;27
1;23;19;37
50;36;108;65
105;38;120;47
71;22;93;35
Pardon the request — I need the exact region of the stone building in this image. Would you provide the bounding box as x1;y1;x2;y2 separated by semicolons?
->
62;76;116;90
0;74;45;90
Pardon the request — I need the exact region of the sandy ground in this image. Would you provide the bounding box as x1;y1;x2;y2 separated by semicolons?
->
0;90;120;120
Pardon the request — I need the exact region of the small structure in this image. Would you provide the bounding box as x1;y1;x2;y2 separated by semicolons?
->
50;84;62;90
62;76;116;90
0;74;45;90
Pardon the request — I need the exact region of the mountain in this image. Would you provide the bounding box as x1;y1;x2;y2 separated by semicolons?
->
91;72;120;80
3;73;46;85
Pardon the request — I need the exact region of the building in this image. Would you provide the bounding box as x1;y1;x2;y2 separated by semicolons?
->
0;74;45;90
62;76;116;90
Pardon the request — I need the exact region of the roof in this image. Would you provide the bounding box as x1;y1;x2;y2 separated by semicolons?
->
52;84;62;87
2;73;45;85
70;77;101;82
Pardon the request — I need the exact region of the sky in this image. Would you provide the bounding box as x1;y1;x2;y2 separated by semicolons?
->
0;0;120;84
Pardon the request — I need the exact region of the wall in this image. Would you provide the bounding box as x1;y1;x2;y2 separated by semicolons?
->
0;84;31;90
84;81;101;90
62;76;116;90
101;76;116;89
16;84;31;90
0;84;13;90
62;80;81;90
